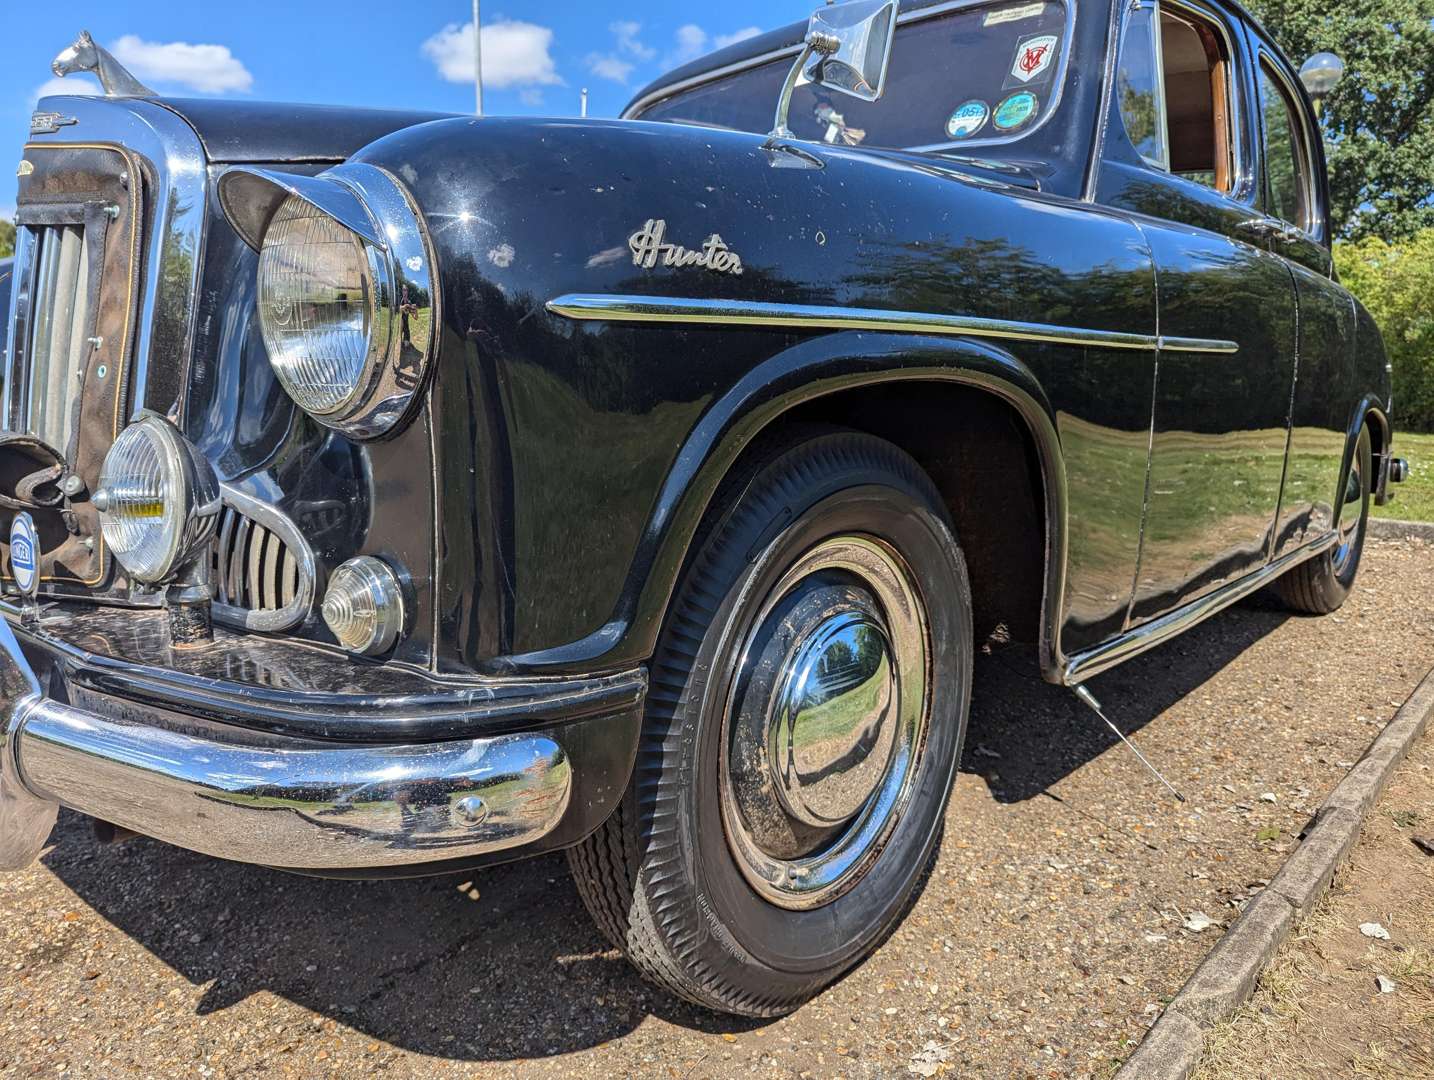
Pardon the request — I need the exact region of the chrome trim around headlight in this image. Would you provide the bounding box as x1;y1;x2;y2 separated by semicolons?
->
218;163;438;441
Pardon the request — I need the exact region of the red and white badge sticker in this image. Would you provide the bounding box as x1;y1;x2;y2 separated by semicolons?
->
1009;34;1059;84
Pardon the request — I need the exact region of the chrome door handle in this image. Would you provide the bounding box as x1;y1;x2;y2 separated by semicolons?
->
1237;218;1279;239
1238;218;1304;244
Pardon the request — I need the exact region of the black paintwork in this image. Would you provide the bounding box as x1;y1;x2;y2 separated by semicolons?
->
151;98;456;163
9;0;1392;712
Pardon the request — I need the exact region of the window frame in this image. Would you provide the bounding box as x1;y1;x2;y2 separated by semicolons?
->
1107;0;1252;204
1116;0;1172;172
624;0;1081;154
1253;50;1324;242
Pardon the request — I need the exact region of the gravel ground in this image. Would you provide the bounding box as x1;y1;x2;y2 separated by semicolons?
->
1194;730;1434;1080
2;539;1431;1079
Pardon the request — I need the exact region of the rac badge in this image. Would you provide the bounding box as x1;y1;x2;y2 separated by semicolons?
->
9;512;39;599
629;219;743;276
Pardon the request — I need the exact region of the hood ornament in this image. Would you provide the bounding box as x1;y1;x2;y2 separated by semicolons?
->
51;30;154;98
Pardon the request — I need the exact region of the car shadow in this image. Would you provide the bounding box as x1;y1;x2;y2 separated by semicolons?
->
37;595;1290;1061
960;593;1291;802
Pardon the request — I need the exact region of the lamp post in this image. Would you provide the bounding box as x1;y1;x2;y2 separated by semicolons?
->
1299;52;1344;119
472;0;483;116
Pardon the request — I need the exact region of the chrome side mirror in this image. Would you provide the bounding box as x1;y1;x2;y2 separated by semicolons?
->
770;0;898;140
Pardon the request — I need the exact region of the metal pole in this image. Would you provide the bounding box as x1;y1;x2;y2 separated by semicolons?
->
472;0;483;116
581;88;589;118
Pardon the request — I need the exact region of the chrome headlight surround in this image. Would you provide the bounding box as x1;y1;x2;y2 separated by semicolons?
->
93;415;221;585
219;162;438;441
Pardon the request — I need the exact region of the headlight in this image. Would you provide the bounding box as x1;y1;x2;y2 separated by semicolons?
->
258;197;381;416
223;163;437;440
93;416;220;584
321;556;406;655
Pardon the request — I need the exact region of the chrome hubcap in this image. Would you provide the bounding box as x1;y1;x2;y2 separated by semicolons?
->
721;536;929;910
1333;451;1365;573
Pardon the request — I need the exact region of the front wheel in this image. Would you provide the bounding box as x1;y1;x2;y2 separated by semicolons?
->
1273;424;1372;614
568;431;973;1016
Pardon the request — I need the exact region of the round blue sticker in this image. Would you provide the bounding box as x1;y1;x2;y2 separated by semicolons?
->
946;100;990;140
9;512;38;598
993;90;1039;131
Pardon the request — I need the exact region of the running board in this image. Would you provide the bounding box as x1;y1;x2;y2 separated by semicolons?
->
1061;531;1338;686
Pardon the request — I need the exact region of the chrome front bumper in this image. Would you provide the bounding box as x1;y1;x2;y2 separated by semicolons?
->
0;614;642;873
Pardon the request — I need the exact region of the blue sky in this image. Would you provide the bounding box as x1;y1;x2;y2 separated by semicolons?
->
3;1;819;218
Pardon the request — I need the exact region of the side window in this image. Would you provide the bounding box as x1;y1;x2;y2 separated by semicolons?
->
1117;2;1236;193
1116;3;1169;170
1258;62;1313;231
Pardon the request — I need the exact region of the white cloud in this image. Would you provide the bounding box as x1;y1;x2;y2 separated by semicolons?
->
669;24;710;66
519;88;545;107
422;19;562;89
611;20;655;61
586;53;635;85
110;35;253;94
715;27;763;50
586;22;658;87
31;75;98;104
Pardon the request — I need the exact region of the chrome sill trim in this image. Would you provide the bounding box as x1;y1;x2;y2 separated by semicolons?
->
1061;531;1337;686
547;294;1239;355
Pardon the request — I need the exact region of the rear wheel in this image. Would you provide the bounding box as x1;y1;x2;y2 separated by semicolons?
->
1273;424;1372;614
568;431;972;1016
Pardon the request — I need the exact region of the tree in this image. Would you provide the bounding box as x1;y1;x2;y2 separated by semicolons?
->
1247;0;1434;242
0;218;14;259
1336;230;1434;431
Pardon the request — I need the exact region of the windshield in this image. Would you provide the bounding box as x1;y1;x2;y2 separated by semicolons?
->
635;1;1071;150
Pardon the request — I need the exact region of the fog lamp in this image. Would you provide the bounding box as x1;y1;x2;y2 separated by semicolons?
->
93;416;220;584
321;556;405;655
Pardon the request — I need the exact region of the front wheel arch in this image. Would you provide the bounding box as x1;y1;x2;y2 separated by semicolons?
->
621;334;1070;682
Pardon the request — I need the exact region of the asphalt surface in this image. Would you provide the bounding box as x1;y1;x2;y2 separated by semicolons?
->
2;538;1431;1079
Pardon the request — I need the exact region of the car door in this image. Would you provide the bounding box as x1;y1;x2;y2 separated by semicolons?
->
1092;0;1298;625
1245;41;1356;556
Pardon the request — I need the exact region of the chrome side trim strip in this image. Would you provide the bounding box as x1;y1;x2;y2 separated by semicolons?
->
546;293;1239;355
1061;530;1337;685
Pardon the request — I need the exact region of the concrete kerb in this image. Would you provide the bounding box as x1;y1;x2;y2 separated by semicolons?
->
1114;665;1434;1080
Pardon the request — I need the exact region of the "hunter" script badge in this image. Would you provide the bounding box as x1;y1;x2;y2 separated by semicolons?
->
628;219;744;275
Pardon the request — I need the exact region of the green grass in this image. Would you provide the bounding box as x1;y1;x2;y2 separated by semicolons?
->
1377;430;1434;522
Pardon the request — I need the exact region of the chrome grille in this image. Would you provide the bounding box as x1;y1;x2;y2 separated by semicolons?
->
15;224;91;452
214;504;301;612
209;487;318;634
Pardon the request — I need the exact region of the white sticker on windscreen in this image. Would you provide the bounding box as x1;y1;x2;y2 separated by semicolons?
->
1007;33;1060;85
984;2;1046;26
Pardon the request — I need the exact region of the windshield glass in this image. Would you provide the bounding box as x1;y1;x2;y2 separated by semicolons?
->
636;1;1070;150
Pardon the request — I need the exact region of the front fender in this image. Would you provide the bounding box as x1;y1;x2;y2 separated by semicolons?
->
344;116;1154;677
500;331;1070;678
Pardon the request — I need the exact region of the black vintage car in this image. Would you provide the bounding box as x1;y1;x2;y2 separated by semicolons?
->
0;0;1405;1015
